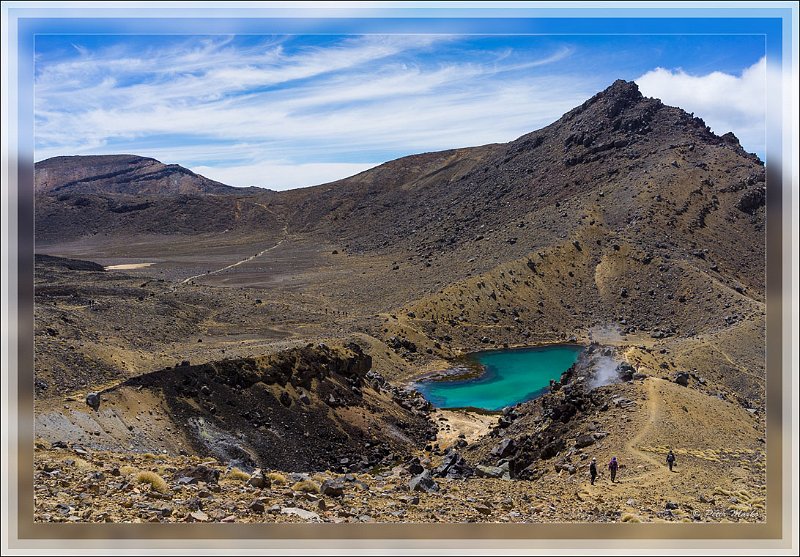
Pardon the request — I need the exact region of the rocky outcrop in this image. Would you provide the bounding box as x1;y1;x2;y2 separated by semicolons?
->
92;343;435;472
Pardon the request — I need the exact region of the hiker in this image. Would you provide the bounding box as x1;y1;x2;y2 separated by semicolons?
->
589;458;598;485
666;450;676;472
608;456;619;483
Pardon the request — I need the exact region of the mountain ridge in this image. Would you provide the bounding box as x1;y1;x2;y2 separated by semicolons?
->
32;79;767;525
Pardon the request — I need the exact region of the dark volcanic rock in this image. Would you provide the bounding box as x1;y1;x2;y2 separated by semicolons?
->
575;434;596;449
320;479;346;497
476;463;511;480
113;344;432;473
175;465;220;485
490;438;516;459
674;372;690;387
85;392;101;411
409;470;439;493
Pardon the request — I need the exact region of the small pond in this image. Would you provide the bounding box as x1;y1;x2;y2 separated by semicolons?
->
415;344;583;411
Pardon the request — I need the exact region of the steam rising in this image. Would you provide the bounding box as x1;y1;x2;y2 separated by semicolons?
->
589;355;621;389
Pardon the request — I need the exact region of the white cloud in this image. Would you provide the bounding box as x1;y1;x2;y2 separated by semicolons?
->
193;161;379;190
34;36;591;188
636;57;776;159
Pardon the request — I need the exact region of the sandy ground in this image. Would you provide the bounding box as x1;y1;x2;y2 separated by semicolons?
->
433;409;497;447
105;263;155;270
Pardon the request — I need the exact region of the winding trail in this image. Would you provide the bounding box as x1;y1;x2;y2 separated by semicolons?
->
180;200;289;285
625;378;669;471
583;378;671;495
180;224;288;284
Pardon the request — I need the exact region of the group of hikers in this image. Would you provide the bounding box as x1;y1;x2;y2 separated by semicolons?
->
588;450;676;485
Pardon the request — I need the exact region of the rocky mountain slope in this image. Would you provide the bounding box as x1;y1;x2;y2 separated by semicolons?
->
35;155;240;195
32;80;767;524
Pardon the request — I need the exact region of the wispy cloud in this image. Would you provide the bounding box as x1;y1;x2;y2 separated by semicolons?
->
34;35;590;189
193;161;379;190
635;57;773;159
35;34;766;189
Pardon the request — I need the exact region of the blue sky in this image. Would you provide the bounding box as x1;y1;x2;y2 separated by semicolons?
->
34;31;772;189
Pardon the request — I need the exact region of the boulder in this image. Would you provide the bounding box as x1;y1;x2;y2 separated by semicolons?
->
85;392;100;411
475;463;511;480
540;439;565;460
175;465;220;485
554;461;577;475
406;457;425;476
433;451;473;479
674;372;690;387
320;479;345;498
409;470;439;493
249;499;266;513
617;363;635;382
246;470;269;489
575;434;596;449
491;438;516;458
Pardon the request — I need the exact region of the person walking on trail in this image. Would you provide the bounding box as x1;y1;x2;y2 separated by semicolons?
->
589;458;598;485
666;450;676;472
608;456;619;483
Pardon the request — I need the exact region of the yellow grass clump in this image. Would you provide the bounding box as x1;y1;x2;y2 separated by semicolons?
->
621;513;642;523
291;479;320;493
267;472;287;485
135;471;170;494
60;457;94;470
225;468;251;482
119;465;139;476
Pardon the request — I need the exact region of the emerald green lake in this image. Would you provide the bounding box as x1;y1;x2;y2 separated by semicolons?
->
415;345;583;411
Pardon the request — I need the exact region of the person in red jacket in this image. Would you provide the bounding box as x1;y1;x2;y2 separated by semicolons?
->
608;456;619;483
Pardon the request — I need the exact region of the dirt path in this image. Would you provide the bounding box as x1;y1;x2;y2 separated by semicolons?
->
180;224;288;285
626;378;666;468
180;200;289;285
583;378;670;496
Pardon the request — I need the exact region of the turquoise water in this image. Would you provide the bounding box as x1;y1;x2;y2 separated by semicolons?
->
416;345;583;411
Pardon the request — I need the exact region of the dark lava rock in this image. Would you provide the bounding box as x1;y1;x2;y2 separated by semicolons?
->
736;187;765;214
540;439;566;460
554;461;577;474
617;363;635;382
491;438;516;459
320;479;345;498
249;499;266;513
575;434;596;449
409;470;439;493
665;501;679;510
475;462;511;480
406;457;425;476
279;391;292;407
674;372;690;387
497;416;514;428
175;465;220;485
85;392;100;411
433;451;473;479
